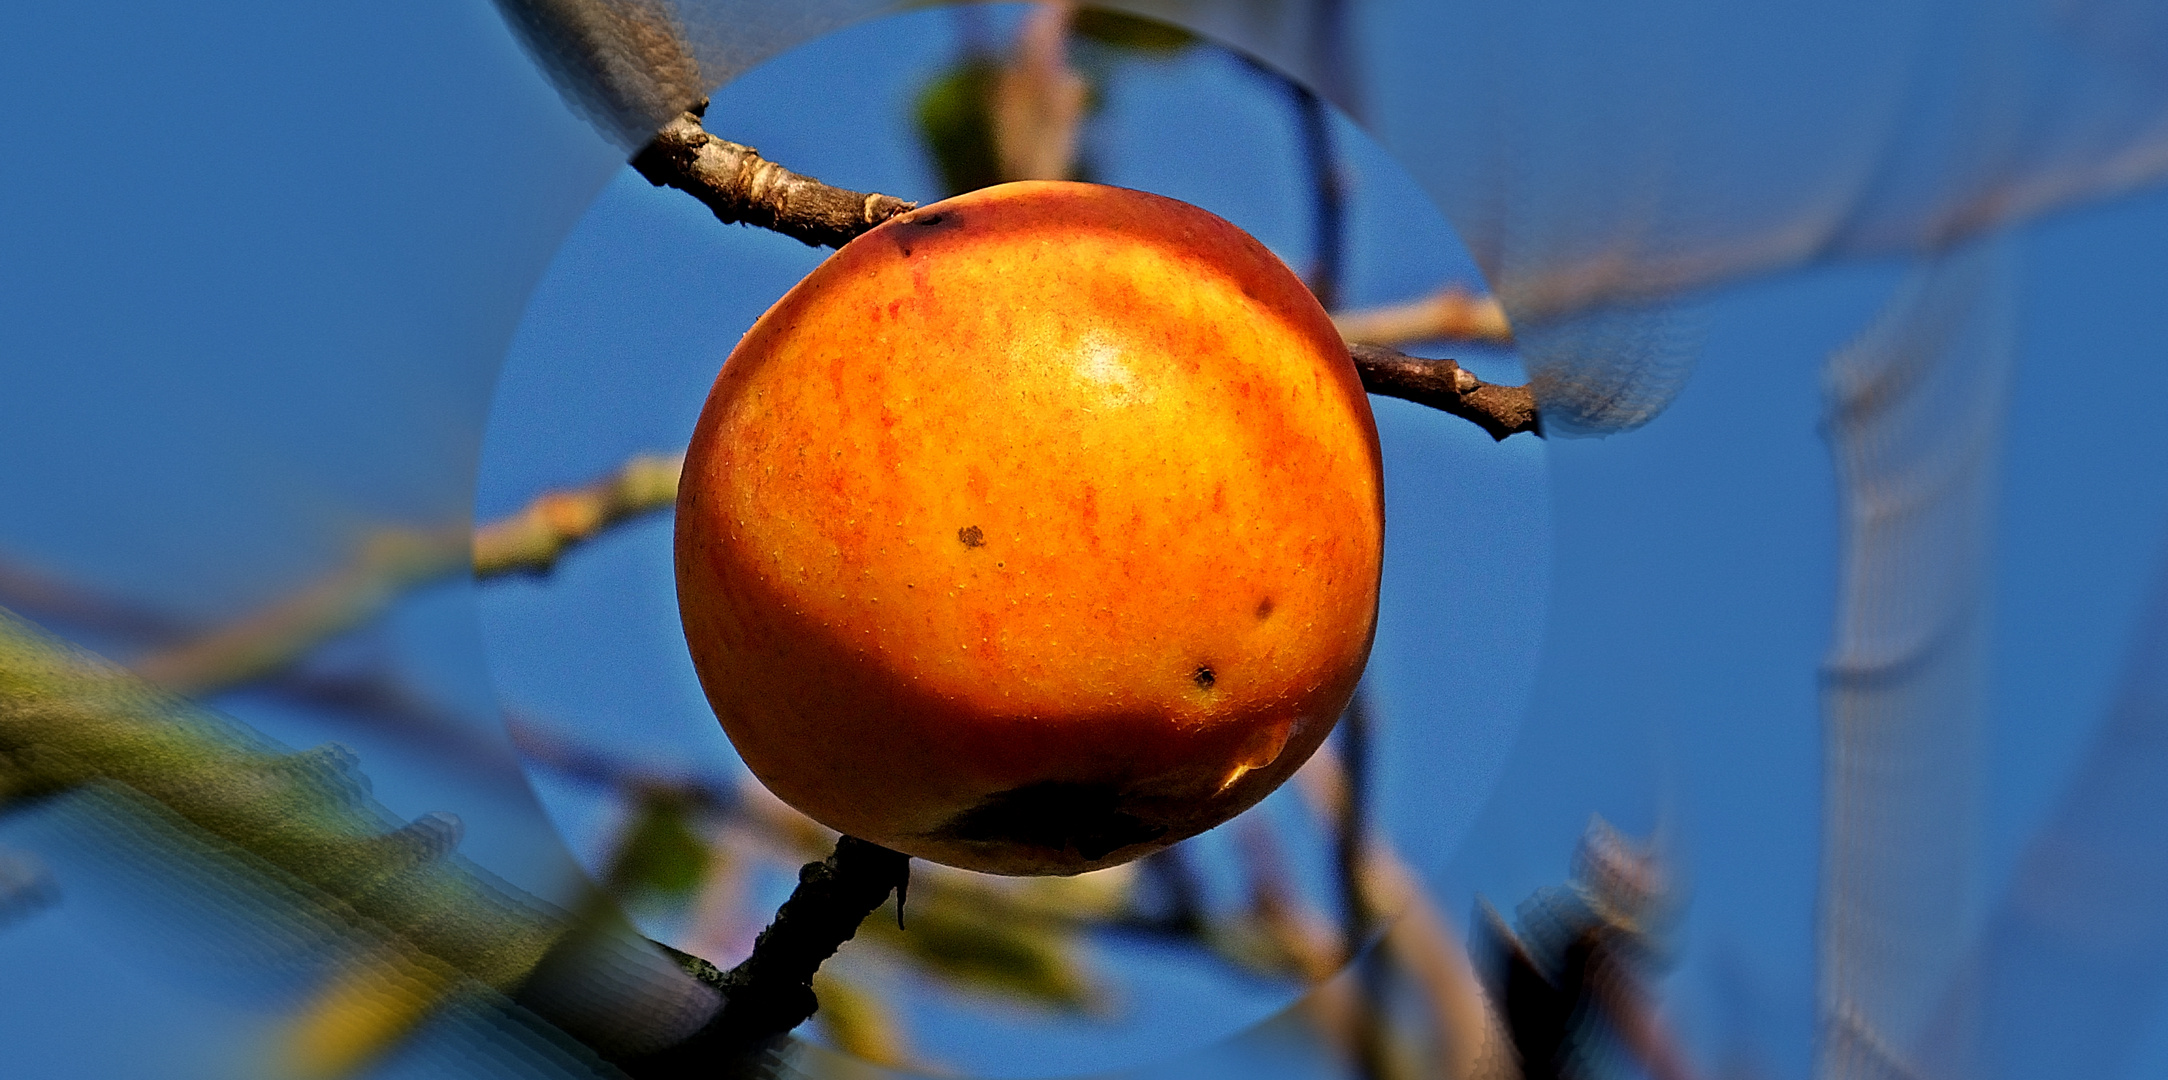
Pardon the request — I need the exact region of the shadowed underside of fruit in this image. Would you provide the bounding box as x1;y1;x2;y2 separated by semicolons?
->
931;780;1171;863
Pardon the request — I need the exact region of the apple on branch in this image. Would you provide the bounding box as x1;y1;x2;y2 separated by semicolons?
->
676;181;1383;876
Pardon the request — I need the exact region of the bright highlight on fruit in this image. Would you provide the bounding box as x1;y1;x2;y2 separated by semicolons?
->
676;181;1384;875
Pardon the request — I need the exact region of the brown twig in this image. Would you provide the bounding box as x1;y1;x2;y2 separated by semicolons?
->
631;106;1543;443
632;102;919;250
1351;343;1541;441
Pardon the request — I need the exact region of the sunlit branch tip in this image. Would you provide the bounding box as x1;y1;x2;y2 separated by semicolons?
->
472;452;684;579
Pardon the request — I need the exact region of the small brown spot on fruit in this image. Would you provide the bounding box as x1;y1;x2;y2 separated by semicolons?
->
1194;665;1216;690
1255;597;1275;620
958;525;985;548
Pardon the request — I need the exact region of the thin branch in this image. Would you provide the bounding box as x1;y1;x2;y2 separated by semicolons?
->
0;558;191;645
1336;690;1375;960
130;526;467;695
1335;285;1514;347
633;106;1544;443
1296;745;1514;1080
472;452;683;579
120;453;684;697
1352;343;1541;440
632;102;919;250
1335;689;1393;1080
1289;80;1347;312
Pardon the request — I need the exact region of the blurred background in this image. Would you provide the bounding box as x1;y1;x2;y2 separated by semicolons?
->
6;1;2168;1079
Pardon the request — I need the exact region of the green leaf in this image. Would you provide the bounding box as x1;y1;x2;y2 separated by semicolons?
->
608;794;711;898
912;58;1004;198
1073;9;1198;55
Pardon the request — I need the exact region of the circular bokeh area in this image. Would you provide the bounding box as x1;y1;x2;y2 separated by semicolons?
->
474;6;1551;1076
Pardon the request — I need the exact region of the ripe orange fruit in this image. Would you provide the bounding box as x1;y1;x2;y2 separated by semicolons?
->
676;181;1383;875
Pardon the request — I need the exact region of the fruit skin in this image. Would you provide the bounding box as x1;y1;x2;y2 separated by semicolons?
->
676;180;1383;875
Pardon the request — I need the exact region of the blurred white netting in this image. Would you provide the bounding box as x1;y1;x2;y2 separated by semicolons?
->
1817;238;2014;1080
1933;542;2168;1080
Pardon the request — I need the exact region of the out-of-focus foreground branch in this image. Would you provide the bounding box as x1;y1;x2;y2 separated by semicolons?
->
1335;286;1514;348
0;606;570;1005
0;606;930;1076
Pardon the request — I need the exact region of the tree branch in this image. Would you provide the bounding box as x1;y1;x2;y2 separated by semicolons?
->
111;452;684;697
644;836;911;1064
1287;77;1346;312
1334;285;1513;347
632;103;920;250
130;526;467;695
1351;343;1541;440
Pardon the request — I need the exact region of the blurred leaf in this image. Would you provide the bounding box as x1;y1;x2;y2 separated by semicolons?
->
913;58;1004;198
810;968;912;1067
1073;8;1197;54
609;793;713;899
275;947;457;1080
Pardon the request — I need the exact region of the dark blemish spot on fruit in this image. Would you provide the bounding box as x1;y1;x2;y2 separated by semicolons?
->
934;781;1167;861
958;525;985;548
909;210;952;228
1255;597;1275;620
1194;666;1216;690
